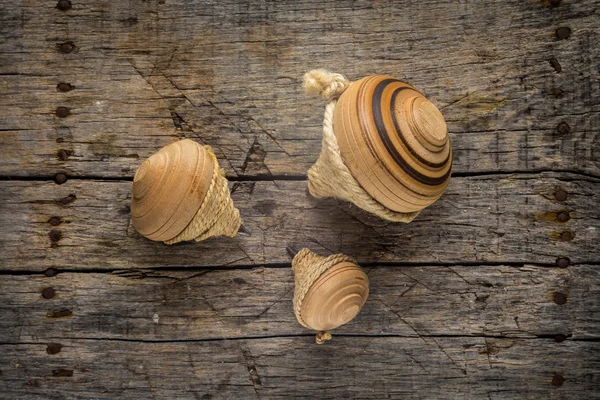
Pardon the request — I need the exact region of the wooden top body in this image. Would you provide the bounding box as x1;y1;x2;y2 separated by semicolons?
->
131;139;214;241
300;261;369;331
333;75;452;212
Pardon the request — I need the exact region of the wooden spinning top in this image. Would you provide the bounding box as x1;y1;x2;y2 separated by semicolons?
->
131;139;241;244
292;248;369;343
335;75;452;213
304;70;452;221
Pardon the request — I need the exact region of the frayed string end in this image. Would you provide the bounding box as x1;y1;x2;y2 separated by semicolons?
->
303;69;349;101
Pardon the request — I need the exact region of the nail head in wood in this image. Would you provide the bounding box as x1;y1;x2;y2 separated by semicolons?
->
48;216;62;226
551;374;565;386
556;211;570;222
555;257;570;268
557;122;570;135
55;107;70;118
559;231;573;241
55;173;67;184
44;268;58;277
554;334;566;343
56;82;73;92
554;189;567;202
58;42;74;53
46;343;63;355
555;27;571;40
41;287;56;299
56;0;72;11
49;230;62;242
553;292;567;305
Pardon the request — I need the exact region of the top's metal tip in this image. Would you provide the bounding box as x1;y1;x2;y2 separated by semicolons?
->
237;224;251;236
286;245;300;259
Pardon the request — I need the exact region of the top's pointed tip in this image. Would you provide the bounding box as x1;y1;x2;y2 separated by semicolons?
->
286;245;300;259
237;224;251;236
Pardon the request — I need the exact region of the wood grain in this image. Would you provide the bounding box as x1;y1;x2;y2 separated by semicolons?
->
0;265;597;342
0;173;597;270
1;0;599;398
0;0;598;178
0;337;597;399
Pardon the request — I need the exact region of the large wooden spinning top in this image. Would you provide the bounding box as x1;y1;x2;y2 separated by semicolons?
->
304;69;452;222
130;139;241;244
292;248;369;343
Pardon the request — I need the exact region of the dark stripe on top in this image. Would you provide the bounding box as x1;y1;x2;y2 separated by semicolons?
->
390;89;451;169
371;79;451;186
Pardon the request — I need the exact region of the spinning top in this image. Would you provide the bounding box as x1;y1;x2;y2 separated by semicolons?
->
291;248;369;343
130;139;241;244
304;69;452;222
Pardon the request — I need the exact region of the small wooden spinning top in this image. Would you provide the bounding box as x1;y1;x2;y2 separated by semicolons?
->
303;69;452;222
130;139;241;244
291;248;369;344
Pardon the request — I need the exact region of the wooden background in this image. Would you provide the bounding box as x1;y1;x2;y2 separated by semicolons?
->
1;0;599;398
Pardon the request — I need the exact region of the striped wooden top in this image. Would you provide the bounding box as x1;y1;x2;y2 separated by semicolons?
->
333;75;452;213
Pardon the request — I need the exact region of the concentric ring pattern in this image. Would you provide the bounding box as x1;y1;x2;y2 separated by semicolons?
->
300;262;370;331
333;75;452;213
131;139;214;242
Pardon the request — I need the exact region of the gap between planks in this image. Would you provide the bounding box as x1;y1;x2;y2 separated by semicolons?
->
1;169;600;182
1;260;599;276
0;333;598;345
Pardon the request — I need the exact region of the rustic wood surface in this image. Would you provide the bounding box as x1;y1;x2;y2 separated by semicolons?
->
0;0;599;399
1;338;598;399
1;265;598;341
0;0;599;180
1;173;598;270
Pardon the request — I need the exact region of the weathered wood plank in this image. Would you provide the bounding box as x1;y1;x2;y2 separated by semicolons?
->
0;0;598;178
0;265;596;343
0;337;597;399
1;1;599;399
0;173;597;270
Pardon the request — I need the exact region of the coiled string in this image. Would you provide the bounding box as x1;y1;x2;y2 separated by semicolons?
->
165;145;241;244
